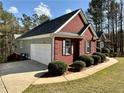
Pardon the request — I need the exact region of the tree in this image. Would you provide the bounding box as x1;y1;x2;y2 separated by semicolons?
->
87;0;122;53
20;14;32;32
87;0;106;32
32;14;49;28
0;1;19;62
19;13;49;33
119;0;124;54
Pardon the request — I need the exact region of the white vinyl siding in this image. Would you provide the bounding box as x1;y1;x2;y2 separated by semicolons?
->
16;38;52;65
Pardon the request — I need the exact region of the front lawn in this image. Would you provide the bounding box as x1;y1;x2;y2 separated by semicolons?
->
23;57;124;93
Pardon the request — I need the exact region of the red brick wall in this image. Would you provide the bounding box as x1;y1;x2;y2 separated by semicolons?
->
79;27;96;55
60;14;85;33
54;33;96;65
54;13;96;65
54;37;73;65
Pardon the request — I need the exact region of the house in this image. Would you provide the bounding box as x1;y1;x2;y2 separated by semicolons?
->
14;34;22;39
96;31;110;48
16;9;98;65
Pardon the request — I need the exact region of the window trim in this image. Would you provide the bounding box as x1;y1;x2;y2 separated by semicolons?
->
85;40;91;53
20;41;23;48
62;39;73;56
100;42;104;48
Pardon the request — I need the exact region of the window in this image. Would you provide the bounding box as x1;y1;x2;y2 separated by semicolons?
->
63;39;73;55
20;41;23;48
85;41;91;53
100;42;104;48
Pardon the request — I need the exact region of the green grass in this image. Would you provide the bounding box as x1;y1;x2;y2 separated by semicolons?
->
23;58;124;93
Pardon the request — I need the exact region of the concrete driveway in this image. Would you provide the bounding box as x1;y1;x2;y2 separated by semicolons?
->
0;60;47;93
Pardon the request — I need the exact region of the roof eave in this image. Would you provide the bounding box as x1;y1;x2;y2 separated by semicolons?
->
54;9;81;34
80;24;98;39
54;32;82;39
17;33;51;40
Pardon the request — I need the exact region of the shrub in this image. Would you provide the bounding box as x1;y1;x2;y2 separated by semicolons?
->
96;47;101;52
101;48;110;53
110;52;117;57
91;55;101;65
109;48;114;53
103;53;109;56
48;61;68;76
78;55;94;67
7;53;21;61
72;60;86;71
93;52;106;62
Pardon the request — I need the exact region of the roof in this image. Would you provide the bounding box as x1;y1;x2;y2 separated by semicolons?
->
14;34;22;39
0;32;2;35
96;31;104;38
18;9;98;40
96;31;107;41
18;9;80;39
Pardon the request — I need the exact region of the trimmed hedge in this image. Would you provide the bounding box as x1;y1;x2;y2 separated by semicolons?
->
78;55;94;67
96;47;101;52
102;48;110;53
110;52;117;57
93;52;106;62
72;60;86;71
48;61;68;76
7;53;21;61
103;53;109;56
91;55;101;65
109;48;114;53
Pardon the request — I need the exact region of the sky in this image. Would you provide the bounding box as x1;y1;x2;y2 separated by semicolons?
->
1;0;90;19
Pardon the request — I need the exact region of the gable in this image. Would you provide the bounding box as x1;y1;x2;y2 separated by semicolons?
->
60;13;85;33
99;34;106;41
18;9;98;40
18;9;79;39
83;27;94;40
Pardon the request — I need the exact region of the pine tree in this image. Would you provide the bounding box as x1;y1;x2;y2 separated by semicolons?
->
87;0;106;32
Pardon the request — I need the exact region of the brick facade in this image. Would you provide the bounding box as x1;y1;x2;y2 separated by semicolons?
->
79;27;96;55
54;37;73;65
60;14;85;33
54;15;96;65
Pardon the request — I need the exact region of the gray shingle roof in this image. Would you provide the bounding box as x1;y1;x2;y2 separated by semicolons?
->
96;31;104;38
18;9;80;39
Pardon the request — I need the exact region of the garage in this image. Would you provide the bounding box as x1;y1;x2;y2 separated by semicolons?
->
30;44;51;65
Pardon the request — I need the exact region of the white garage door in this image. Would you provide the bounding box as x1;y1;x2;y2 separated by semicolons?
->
31;44;51;65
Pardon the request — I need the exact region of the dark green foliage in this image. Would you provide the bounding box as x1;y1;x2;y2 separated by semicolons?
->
78;55;94;67
91;55;101;65
96;47;101;52
102;48;110;53
48;61;68;76
72;60;86;71
103;53;109;56
110;48;114;53
110;52;117;57
93;52;106;62
7;53;21;61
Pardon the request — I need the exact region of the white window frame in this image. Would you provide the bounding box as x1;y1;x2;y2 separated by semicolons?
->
100;42;104;48
62;39;73;55
20;41;23;48
85;41;91;53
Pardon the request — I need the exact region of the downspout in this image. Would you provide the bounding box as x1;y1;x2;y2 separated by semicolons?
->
51;34;55;62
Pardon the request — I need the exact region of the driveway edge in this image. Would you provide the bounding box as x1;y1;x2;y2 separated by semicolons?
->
0;75;8;93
